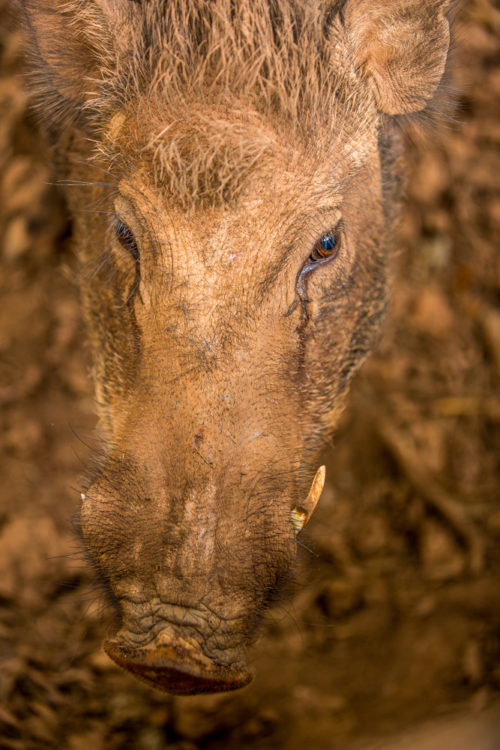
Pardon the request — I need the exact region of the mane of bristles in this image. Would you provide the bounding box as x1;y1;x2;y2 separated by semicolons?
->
24;0;370;208
97;0;364;208
101;0;350;128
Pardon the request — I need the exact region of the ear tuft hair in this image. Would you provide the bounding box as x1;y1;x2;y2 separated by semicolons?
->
344;0;451;116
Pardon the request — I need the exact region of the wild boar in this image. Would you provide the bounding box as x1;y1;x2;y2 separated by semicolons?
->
19;0;454;694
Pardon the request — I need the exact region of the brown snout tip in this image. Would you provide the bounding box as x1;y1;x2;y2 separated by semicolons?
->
104;639;253;695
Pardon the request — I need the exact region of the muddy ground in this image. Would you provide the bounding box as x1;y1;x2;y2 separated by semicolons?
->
1;2;499;749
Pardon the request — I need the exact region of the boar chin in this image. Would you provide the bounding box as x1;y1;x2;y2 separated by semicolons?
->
104;637;252;695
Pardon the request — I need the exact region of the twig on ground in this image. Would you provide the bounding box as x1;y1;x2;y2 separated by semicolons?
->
376;418;486;574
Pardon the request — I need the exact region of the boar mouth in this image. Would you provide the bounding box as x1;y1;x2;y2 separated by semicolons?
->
104;637;252;694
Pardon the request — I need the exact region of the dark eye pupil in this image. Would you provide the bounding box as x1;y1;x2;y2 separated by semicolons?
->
320;234;337;252
310;227;340;263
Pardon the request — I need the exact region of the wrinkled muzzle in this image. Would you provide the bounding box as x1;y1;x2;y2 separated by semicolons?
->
81;463;325;695
104;624;253;695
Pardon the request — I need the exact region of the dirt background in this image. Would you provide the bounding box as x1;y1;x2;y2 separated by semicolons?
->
1;1;499;748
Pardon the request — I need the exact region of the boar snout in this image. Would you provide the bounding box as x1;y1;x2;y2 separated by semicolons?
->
80;462;303;693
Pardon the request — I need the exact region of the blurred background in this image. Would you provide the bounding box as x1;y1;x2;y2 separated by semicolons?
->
0;1;499;748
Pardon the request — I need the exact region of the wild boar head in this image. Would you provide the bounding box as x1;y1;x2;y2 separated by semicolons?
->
20;0;452;693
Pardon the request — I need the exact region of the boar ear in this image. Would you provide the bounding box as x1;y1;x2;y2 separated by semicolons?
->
343;0;451;116
19;0;117;125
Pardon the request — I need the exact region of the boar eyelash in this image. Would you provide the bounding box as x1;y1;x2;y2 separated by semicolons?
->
112;219;142;305
114;219;140;261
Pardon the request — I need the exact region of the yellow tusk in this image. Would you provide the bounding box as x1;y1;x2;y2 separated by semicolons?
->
305;465;326;514
291;465;326;535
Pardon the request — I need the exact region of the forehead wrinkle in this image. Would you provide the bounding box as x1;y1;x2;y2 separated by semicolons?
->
119;123;366;285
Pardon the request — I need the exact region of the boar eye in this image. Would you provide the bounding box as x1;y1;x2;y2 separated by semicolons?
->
115;219;139;260
310;228;340;263
286;223;343;317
